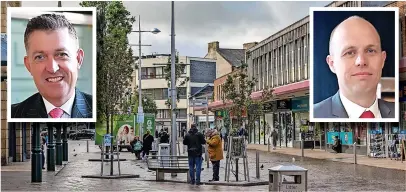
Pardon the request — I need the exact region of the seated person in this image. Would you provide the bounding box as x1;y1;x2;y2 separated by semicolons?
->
332;136;342;153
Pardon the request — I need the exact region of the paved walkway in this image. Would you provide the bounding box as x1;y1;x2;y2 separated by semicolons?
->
247;144;406;171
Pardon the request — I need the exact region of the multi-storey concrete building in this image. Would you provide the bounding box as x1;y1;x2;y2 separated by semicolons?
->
209;1;406;158
133;54;216;136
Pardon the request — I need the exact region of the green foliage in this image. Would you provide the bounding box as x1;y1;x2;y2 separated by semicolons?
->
164;52;190;108
81;1;135;128
222;61;274;133
121;91;158;115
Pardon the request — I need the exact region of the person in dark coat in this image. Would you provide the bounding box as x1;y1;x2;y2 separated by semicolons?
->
160;131;170;143
183;124;206;185
142;130;154;159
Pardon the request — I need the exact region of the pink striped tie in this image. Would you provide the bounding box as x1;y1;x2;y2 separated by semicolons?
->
49;108;64;118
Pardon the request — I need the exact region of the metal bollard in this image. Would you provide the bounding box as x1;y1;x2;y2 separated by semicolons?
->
268;138;270;152
301;140;304;157
353;142;357;164
256;150;260;179
87;140;89;153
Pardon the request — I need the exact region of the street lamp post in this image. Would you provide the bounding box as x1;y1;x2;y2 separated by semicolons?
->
131;15;160;140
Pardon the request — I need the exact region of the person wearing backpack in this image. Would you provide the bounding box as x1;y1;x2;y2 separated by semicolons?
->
131;136;142;160
183;124;206;185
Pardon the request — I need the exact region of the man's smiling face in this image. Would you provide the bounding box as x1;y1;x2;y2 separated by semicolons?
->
24;28;84;106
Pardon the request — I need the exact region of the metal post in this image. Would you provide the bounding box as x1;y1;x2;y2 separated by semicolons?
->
206;145;209;168
62;123;68;161
56;123;62;165
31;123;42;182
353;142;357;164
268;137;270;152
206;96;209;129
138;14;144;140
170;0;177;163
46;123;55;171
110;133;114;176
256;150;260;179
87;140;89;153
236;158;239;181
301;139;304;158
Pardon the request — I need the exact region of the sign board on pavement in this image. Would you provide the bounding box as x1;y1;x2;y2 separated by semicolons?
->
137;113;144;123
104;134;111;147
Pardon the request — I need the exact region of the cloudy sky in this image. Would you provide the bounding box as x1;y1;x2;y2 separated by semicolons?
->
21;1;331;57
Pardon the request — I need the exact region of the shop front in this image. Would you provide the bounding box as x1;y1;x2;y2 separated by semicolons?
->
326;122;356;154
273;99;293;148
291;96;313;148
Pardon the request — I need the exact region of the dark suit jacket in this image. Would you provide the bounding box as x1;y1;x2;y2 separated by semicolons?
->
11;89;92;118
313;91;395;118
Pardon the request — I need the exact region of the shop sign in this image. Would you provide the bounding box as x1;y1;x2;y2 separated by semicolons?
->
276;99;291;110
262;102;273;111
215;110;225;117
291;96;309;112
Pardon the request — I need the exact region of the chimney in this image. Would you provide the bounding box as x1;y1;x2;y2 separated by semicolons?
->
208;41;219;53
243;42;258;50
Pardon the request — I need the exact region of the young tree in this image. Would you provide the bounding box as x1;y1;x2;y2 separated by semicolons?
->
222;62;274;136
121;91;158;115
80;1;135;133
163;52;189;107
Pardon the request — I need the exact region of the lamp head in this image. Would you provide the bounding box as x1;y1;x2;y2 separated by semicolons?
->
151;28;161;34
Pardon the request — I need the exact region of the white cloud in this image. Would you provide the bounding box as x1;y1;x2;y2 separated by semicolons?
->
21;1;331;57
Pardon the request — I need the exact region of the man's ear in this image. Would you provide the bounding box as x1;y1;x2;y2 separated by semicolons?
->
24;56;32;75
76;48;84;69
381;51;387;69
326;55;336;74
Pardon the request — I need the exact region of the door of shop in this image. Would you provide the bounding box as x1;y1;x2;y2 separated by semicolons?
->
275;112;293;147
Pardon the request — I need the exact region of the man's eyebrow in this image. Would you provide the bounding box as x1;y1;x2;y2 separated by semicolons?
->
31;51;45;56
340;46;356;52
55;48;69;52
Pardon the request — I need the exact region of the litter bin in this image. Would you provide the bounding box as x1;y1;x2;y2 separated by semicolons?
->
158;143;170;167
268;165;308;192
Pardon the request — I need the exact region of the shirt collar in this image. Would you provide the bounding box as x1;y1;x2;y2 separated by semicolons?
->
42;89;76;116
339;91;381;118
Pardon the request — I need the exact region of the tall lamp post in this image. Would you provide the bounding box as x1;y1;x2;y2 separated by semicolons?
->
131;15;160;139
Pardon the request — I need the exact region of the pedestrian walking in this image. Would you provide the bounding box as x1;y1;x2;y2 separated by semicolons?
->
142;130;154;160
271;129;278;150
160;131;170;143
183;124;206;185
131;136;142;160
206;129;223;182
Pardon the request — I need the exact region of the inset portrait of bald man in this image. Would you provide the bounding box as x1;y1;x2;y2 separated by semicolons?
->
313;16;394;119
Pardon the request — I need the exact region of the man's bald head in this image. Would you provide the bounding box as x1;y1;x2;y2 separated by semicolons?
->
329;16;382;55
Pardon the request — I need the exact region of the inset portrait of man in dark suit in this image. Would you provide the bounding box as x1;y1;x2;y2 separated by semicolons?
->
8;8;96;121
310;8;399;122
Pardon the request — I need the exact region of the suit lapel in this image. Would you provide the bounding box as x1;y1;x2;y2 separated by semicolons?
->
25;93;48;118
71;90;90;118
378;99;391;118
331;91;349;118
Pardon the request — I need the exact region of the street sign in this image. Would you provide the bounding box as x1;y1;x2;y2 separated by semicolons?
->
137;113;145;123
104;134;111;147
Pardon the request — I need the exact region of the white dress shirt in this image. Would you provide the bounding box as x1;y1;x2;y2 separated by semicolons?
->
43;90;76;118
340;91;381;118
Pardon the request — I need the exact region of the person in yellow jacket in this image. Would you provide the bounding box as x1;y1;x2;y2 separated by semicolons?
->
206;129;224;182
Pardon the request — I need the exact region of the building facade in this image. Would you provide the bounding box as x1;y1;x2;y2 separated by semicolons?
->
133;55;216;136
245;1;406;157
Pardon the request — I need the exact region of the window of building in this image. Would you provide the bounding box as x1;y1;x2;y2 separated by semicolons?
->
178;87;187;99
176;109;187;118
156;67;164;79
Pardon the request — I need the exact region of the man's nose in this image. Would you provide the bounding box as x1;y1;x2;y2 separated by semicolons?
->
355;53;368;67
45;58;60;73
